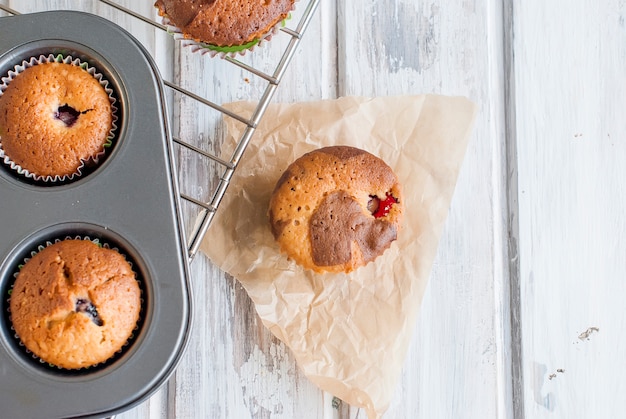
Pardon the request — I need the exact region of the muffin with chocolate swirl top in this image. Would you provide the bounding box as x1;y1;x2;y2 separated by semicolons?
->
269;146;403;274
155;0;295;53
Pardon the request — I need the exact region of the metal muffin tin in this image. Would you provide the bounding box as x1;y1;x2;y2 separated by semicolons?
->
0;10;192;419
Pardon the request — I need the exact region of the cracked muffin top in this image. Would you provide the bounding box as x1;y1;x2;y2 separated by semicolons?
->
0;62;113;179
9;239;141;369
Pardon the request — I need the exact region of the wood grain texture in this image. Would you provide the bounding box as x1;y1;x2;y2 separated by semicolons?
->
338;1;512;417
160;2;333;419
513;1;626;418
0;1;514;418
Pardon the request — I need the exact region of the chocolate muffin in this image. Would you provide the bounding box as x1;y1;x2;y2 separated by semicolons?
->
269;146;403;274
155;0;295;48
0;60;113;179
9;239;141;369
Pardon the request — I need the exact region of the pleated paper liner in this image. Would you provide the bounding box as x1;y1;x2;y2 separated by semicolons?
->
4;236;145;376
157;3;296;58
0;54;119;185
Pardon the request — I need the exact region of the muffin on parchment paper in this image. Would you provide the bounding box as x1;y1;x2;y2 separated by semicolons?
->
9;239;141;370
269;146;404;274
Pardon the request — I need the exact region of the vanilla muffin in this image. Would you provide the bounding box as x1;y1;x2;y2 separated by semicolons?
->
155;0;295;48
269;146;403;274
9;239;141;369
0;61;113;179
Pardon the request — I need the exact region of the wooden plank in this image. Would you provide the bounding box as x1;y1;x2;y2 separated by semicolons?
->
165;2;334;418
338;0;511;418
512;1;626;417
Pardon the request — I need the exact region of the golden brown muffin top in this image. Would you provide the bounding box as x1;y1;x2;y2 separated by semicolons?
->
269;146;403;274
0;62;113;178
9;239;141;369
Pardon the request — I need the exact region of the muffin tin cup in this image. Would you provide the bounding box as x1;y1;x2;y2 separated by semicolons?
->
0;53;119;184
0;10;192;419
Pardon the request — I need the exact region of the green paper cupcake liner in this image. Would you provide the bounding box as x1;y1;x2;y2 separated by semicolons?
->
159;5;295;58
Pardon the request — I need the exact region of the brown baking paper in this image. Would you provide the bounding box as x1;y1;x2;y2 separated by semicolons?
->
199;95;476;418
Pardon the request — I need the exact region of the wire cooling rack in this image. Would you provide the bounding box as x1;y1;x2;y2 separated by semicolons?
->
0;0;320;264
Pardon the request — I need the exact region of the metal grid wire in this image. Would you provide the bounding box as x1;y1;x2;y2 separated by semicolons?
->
0;0;321;264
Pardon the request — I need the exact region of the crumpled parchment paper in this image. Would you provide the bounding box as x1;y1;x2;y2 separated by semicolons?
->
199;95;477;418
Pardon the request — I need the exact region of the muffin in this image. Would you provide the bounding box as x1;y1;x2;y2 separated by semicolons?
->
0;57;114;180
269;146;403;274
155;0;295;54
9;239;141;369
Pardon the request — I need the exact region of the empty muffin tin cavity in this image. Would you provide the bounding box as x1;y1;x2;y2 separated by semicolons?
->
0;40;125;187
0;223;150;379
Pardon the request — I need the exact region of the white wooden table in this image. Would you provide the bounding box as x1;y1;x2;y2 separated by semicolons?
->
1;1;625;418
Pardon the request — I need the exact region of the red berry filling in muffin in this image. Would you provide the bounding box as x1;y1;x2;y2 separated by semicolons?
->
368;193;399;218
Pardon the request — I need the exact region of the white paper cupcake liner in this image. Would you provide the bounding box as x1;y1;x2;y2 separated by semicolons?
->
0;54;119;184
5;236;143;371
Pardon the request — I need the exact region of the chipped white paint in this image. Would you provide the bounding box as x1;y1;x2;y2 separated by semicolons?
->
237;343;292;416
514;0;626;418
